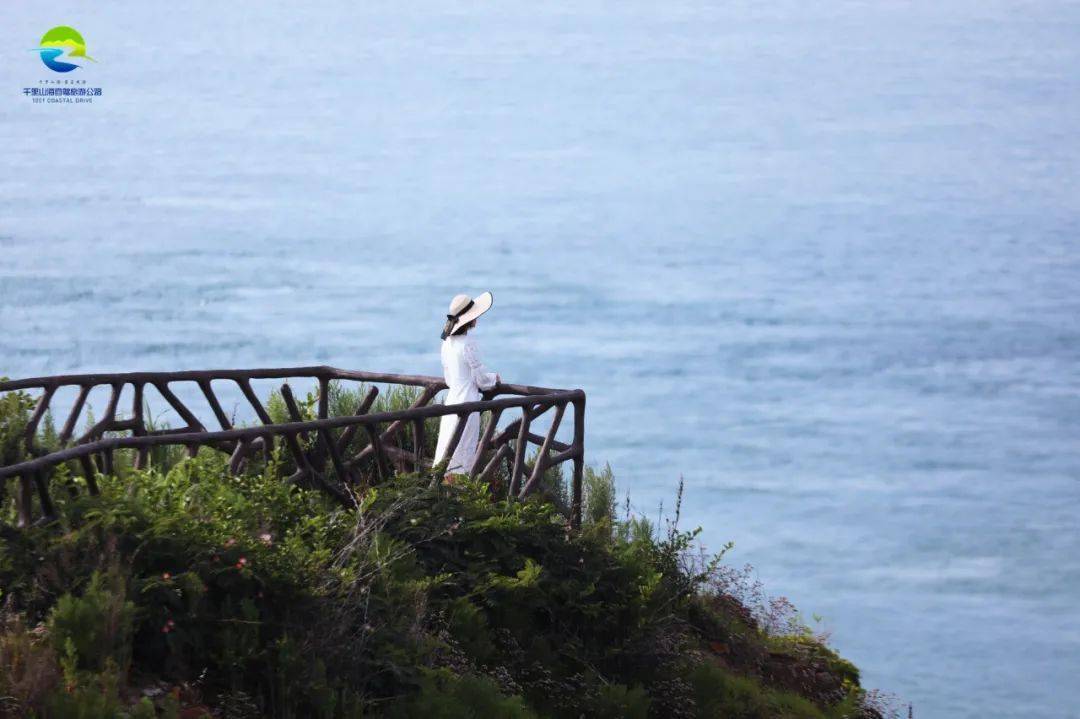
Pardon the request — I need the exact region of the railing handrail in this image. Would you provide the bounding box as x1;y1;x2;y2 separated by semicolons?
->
0;366;586;529
0;365;561;397
0;389;583;480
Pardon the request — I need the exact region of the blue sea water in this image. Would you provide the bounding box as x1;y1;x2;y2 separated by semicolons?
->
2;2;1079;716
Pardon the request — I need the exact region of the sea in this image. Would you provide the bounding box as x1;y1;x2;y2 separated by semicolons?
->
2;2;1078;716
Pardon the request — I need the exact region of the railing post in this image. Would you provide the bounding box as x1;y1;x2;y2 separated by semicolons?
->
469;407;503;479
318;377;330;420
79;455;99;495
412;418;425;471
335;386;379;457
571;394;586;530
133;382;148;469
16;474;33;528
520;402;565;498
59;384;91;445
508;404;534;498
443;412;470;472
33;470;56;521
24;383;56;456
279;383;316;477
365;423;390;484
237;378;276;462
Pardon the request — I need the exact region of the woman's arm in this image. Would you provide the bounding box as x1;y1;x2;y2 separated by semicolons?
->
462;338;499;390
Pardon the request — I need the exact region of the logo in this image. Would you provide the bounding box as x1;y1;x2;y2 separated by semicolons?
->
36;26;95;73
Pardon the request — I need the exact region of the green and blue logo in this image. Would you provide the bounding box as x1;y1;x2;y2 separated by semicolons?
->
35;26;95;73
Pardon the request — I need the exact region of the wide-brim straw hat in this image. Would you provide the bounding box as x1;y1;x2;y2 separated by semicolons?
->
441;291;493;339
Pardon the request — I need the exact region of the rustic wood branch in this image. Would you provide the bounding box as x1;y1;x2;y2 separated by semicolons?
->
519;402;566;498
228;437;265;476
133;382;148;469
237;378;272;423
198;380;232;431
335;386;380;455
25;385;57;453
571;396;586;529
380;443;419;465
491;403;552;449
469;407;504;478
79;455;99;495
0;366;585;528
306;378;332;472
321;426;352;485
237;378;275;461
442;413;469;470
154;381;204;432
365;424;390;484
2;388;581;480
0;366;559;398
59;384;91;445
412;418;426;470
318;378;329;419
16;475;32;528
508;405;534;498
478;444;513;485
279;383;315;476
351;385;440;465
77;382;121;444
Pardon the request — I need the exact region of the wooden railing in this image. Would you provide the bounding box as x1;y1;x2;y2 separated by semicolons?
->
0;367;585;530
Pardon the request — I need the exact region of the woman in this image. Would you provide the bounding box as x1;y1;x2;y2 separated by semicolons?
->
433;291;500;474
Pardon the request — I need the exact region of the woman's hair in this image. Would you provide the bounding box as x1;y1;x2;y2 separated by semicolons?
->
452;320;476;336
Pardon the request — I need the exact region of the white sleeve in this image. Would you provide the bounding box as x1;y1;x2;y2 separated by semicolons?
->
462;339;498;390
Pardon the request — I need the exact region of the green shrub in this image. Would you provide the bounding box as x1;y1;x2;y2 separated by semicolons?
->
0;388;873;718
38;636;127;719
769;634;860;688
0;616;60;717
689;661;771;719
593;683;650;719
445;596;496;664
0;381;34;466
47;569;134;673
688;660;840;719
389;669;537;719
128;697;157;719
583;462;616;529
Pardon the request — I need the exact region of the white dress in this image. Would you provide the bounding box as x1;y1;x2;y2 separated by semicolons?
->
433;334;498;473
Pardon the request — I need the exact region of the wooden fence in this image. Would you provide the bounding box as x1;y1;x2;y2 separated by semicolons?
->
0;366;585;529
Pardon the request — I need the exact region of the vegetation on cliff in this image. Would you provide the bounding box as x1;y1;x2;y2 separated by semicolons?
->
0;382;885;718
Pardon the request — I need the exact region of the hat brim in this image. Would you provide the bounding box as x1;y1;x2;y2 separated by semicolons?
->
450;291;493;334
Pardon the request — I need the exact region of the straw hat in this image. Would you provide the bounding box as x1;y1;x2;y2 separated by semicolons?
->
441;291;493;339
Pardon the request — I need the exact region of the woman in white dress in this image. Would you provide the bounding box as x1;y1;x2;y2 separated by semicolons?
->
433;291;500;474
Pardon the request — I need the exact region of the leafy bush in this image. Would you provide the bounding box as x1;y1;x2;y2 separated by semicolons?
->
0;615;60;716
592;683;650;719
0;390;879;718
388;669;538;719
0;381;34;465
48;568;134;673
43;645;124;719
583;462;617;530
